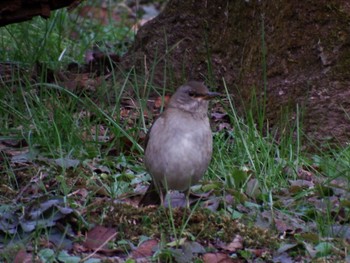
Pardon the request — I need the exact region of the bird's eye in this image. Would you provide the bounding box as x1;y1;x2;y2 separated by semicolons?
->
188;91;196;97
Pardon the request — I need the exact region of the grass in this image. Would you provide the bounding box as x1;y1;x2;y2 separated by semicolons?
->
0;1;134;68
0;1;349;262
210;81;302;190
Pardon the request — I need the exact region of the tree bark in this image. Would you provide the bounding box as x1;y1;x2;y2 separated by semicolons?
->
121;0;350;147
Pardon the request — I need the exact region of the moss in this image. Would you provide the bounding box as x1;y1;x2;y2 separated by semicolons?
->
87;202;278;249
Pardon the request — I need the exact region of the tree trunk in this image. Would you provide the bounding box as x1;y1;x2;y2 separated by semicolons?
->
121;0;350;147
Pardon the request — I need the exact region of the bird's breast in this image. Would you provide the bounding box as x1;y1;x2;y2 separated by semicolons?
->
145;112;212;191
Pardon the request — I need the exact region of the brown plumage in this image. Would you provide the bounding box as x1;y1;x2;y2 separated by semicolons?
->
139;81;219;207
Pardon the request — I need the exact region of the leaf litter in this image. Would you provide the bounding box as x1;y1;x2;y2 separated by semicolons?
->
2;129;349;261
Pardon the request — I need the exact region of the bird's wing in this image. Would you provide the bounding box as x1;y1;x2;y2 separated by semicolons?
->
143;114;166;150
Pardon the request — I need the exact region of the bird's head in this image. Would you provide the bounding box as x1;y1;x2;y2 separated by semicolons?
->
169;81;220;115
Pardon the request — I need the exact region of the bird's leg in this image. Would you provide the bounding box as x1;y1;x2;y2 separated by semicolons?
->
184;176;194;208
153;179;169;208
184;188;191;208
160;177;170;207
159;189;165;207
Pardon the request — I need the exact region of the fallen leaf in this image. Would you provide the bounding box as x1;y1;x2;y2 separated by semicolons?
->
83;225;117;250
14;249;33;263
202;252;236;263
221;235;243;252
167;237;186;247
154;95;170;109
131;239;158;259
55;158;80;169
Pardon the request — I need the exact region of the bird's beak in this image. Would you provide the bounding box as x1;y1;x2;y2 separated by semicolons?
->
201;91;221;100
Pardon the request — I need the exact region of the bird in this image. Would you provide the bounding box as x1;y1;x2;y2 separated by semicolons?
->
139;81;219;207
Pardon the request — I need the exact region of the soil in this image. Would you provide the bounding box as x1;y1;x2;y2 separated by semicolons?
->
121;0;350;147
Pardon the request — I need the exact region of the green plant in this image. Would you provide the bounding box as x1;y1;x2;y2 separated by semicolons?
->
0;2;134;69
